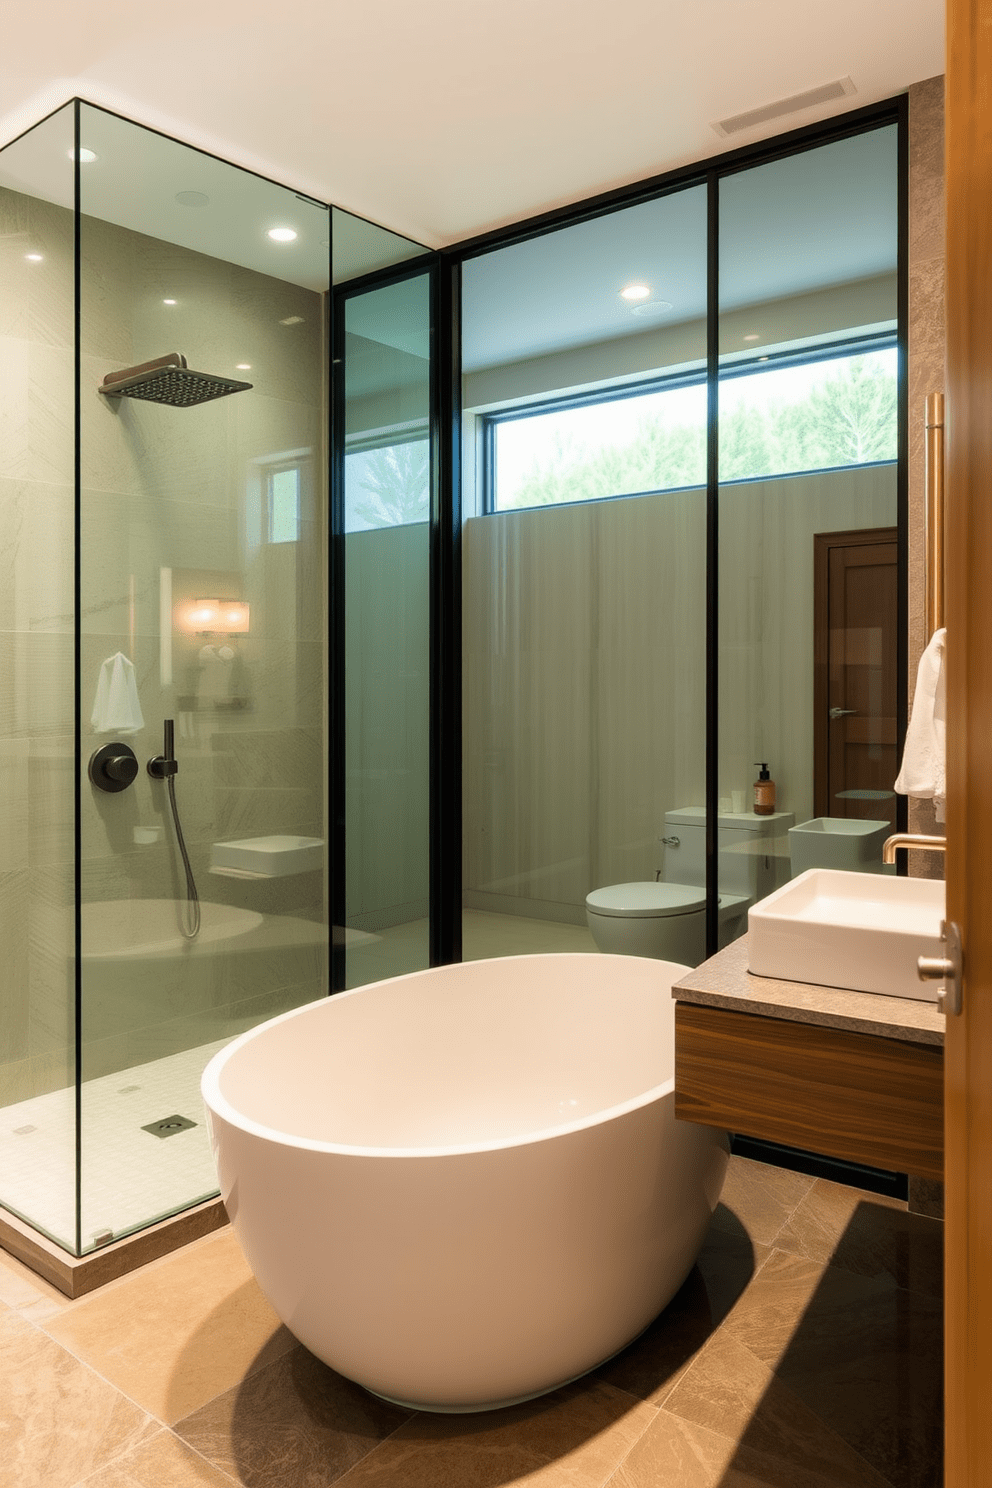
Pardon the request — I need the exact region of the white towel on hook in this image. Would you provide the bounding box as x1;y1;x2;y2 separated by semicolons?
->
894;627;946;823
90;652;145;735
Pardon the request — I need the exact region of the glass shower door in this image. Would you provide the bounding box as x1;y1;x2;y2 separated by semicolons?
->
76;104;330;1252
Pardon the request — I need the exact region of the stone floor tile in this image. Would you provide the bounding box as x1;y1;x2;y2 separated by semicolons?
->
172;1342;413;1488
711;1156;816;1249
41;1228;295;1424
331;1379;657;1488
0;1307;157;1488
71;1428;239;1487
605;1406;889;1488
724;1248;942;1488
593;1208;770;1404
663;1327;891;1487
774;1177;943;1298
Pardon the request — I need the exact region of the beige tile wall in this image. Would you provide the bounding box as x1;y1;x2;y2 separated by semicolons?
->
907;76;946;871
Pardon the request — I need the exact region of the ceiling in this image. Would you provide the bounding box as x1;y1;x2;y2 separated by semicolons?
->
0;1;944;249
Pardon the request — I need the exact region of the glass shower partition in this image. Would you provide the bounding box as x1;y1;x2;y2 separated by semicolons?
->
0;104;77;1251
333;263;433;989
460;188;710;964
0;100;332;1260
75;104;331;1252
717;126;901;937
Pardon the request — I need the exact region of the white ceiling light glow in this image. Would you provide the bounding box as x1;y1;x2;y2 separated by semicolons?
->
267;227;298;243
68;148;97;163
24;252;43;262
620;284;651;301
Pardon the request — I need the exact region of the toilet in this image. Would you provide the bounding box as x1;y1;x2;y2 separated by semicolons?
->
585;806;793;966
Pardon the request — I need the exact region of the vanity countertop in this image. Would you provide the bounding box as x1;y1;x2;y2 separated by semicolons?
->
673;933;945;1047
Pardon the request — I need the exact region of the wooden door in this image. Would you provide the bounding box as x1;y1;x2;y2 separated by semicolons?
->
946;2;992;1481
813;528;899;827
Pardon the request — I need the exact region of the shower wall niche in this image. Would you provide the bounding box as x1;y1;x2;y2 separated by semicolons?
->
0;101;330;1258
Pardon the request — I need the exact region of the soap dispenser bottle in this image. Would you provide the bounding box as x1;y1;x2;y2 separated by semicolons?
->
753;762;775;816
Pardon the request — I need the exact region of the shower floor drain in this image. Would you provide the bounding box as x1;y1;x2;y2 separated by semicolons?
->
141;1114;198;1139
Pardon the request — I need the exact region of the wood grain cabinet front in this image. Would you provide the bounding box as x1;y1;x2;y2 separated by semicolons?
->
674;1001;943;1180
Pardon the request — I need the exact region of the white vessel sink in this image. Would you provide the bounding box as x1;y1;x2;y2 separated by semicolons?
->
748;868;945;1001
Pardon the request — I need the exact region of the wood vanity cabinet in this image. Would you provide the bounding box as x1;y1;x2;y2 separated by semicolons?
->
674;1000;944;1181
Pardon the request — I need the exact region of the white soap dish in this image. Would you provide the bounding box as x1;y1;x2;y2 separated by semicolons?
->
210;835;324;878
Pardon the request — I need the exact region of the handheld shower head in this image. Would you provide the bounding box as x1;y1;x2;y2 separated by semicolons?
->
99;353;252;408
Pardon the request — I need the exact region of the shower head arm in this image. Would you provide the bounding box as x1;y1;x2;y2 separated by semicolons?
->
101;353;187;390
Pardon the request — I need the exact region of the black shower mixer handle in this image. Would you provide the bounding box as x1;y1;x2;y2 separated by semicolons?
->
147;719;179;779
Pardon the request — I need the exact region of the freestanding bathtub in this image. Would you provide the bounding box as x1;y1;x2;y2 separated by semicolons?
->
201;952;729;1412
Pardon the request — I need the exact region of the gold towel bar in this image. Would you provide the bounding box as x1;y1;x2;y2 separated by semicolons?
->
925;391;945;639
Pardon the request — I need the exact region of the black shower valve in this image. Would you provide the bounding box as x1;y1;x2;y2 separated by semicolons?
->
88;742;139;793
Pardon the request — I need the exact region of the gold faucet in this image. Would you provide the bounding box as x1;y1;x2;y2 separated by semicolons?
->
882;832;947;864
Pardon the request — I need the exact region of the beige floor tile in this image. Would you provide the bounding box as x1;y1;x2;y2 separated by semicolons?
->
723;1248;942;1488
173;1342;413;1488
593;1213;771;1405
773;1177;944;1297
662;1328;891;1487
333;1379;657;1488
712;1155;816;1248
0;1243;72;1320
605;1406;885;1488
0;1307;157;1488
72;1428;238;1487
41;1228;296;1425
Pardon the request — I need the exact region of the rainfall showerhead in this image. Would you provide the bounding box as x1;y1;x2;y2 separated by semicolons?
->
99;353;252;408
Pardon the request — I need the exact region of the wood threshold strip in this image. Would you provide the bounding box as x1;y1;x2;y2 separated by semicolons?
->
0;1196;227;1299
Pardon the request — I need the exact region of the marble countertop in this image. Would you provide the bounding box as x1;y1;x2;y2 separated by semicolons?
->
673;933;945;1047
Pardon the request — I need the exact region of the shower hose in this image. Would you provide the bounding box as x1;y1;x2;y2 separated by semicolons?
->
149;718;201;940
166;771;201;940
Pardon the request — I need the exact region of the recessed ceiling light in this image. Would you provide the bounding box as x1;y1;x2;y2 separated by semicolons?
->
279;315;304;326
24;253;43;263
175;190;210;208
620;284;651;301
759;356;769;362
630;300;673;318
163;299;177;306
236;363;252;370
68;148;98;163
743;333;761;342
267;227;298;243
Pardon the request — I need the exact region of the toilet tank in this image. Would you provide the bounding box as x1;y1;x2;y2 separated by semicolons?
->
661;807;794;897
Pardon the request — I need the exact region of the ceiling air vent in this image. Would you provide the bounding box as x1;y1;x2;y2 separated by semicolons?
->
712;77;857;138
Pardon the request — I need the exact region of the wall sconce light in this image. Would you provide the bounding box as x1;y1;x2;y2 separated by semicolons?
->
182;598;250;635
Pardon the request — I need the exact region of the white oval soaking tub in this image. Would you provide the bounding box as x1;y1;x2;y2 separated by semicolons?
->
201;952;729;1412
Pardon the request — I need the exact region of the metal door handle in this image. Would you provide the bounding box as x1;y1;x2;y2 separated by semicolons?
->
829;707;857;719
918;919;963;1015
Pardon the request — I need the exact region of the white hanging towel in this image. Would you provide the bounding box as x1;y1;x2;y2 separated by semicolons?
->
894;627;946;823
90;652;145;735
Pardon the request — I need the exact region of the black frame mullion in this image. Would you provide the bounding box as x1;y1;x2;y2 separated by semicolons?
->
705;170;720;962
895;93;910;845
328;261;347;993
430;257;463;966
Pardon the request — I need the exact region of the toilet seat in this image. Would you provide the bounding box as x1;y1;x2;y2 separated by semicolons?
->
585;883;750;920
585;882;705;918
